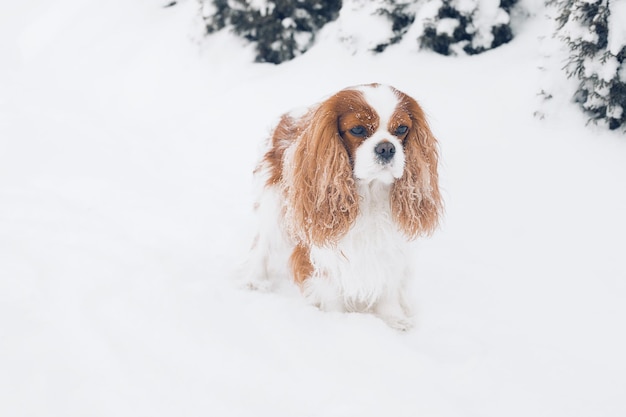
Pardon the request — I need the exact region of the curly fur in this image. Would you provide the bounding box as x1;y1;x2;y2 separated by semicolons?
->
391;91;443;238
285;106;359;246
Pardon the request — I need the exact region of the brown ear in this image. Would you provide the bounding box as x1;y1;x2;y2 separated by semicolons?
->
391;97;443;239
286;106;359;246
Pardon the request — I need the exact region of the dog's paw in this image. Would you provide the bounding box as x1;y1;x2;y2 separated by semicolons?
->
375;294;414;331
232;263;274;292
237;271;275;292
380;314;414;332
244;278;273;292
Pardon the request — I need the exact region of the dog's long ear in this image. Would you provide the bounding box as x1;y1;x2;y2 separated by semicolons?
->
286;104;359;246
391;94;443;239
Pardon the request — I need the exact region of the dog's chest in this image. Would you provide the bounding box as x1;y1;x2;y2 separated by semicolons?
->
310;183;409;306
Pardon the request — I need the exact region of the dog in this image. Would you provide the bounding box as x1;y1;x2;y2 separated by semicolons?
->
244;84;442;330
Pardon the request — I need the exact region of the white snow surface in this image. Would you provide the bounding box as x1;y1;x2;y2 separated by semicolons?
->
1;0;626;416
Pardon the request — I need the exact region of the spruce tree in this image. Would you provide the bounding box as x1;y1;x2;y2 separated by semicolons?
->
371;0;417;52
201;0;342;64
419;0;517;55
556;0;626;130
330;0;417;54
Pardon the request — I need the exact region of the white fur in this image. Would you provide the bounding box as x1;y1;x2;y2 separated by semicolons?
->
303;180;413;329
242;159;292;292
353;134;406;184
246;179;414;330
356;84;400;125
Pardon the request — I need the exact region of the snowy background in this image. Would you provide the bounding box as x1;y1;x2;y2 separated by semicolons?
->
1;0;626;416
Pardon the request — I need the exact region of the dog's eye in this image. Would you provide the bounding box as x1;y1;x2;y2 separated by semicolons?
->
349;126;367;137
395;125;409;135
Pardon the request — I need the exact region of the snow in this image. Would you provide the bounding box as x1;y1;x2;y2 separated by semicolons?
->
584;54;620;82
608;0;626;56
1;0;626;416
437;18;460;36
466;0;510;49
558;12;599;45
335;0;398;52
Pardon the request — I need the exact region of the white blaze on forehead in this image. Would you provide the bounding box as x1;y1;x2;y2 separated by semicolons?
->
355;85;400;131
352;85;406;184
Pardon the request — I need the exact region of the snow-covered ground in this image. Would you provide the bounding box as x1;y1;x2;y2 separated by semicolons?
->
1;0;625;416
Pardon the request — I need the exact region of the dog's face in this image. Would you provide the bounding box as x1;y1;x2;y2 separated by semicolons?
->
336;85;412;185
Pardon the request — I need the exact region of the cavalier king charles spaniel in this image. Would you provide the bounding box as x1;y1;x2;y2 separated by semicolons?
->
244;83;442;330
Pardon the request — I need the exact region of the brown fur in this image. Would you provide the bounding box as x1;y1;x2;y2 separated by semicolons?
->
288;107;357;246
284;89;386;247
257;114;299;186
391;89;443;238
289;244;314;284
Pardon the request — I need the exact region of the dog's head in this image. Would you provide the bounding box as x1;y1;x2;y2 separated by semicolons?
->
288;84;443;245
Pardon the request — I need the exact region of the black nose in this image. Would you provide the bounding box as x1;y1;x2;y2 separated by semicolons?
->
375;141;395;162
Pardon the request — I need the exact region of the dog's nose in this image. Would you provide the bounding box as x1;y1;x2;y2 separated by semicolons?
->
375;141;395;162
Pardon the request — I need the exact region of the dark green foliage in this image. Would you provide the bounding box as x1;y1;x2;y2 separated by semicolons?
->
420;2;471;55
203;0;342;64
372;0;416;53
556;0;626;130
419;0;516;56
